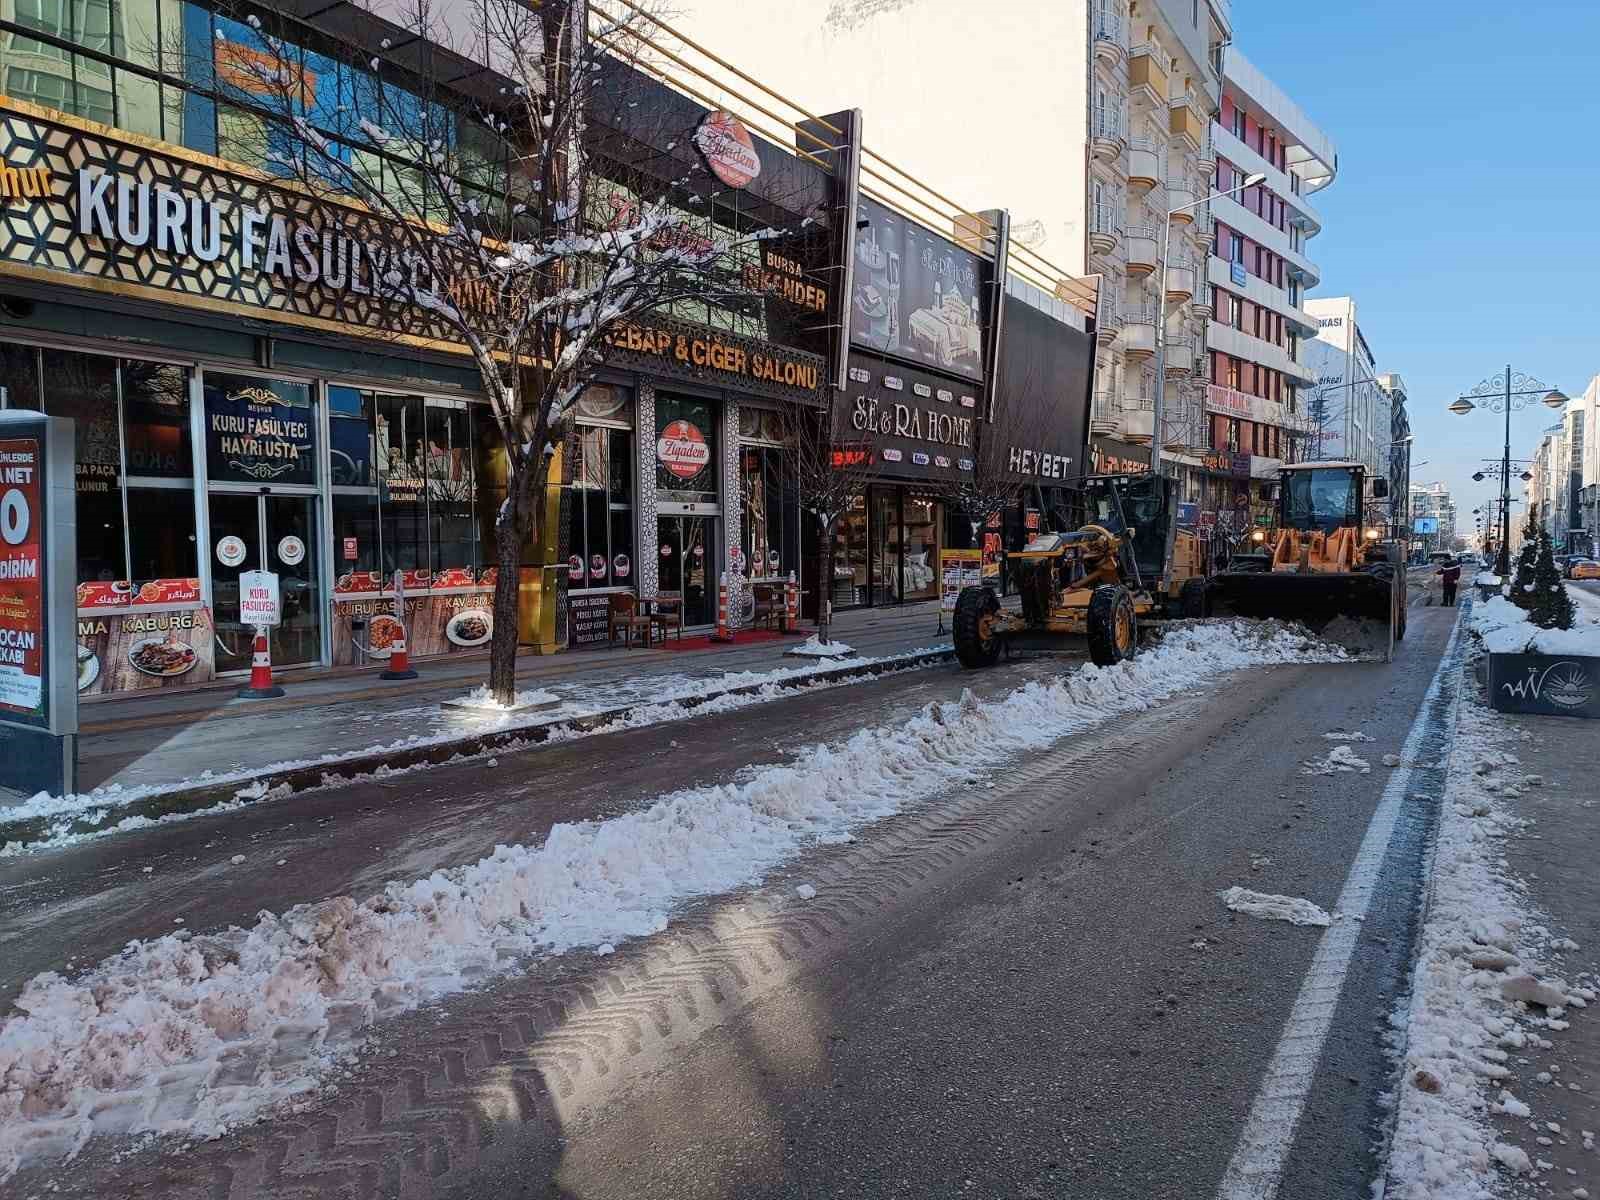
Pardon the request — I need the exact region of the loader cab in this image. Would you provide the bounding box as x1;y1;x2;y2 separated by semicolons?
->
1278;463;1365;534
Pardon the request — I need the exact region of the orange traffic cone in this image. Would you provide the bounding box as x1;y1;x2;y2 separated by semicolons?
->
711;572;733;642
236;628;285;699
381;623;419;680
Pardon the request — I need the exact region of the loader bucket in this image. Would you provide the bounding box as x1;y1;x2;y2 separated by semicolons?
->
1207;569;1394;630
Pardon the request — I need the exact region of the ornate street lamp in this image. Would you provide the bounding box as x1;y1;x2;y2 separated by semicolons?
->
1448;366;1567;575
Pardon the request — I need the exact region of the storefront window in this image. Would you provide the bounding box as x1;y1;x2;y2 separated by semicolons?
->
740;443;797;580
835;493;868;609
121;359;192;478
871;488;899;605
0;344;41;410
655;392;718;506
42;349;125;583
901;495;944;601
329;385;379;574
127;486;197;580
571;424;634;589
375;392;427;571
426;400;480;572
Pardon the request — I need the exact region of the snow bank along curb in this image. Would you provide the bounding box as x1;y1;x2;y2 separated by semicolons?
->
1471;592;1600;657
0;621;1349;1180
0;648;954;853
1382;651;1593;1198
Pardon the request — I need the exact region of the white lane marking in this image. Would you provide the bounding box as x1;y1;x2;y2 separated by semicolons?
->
1214;611;1465;1200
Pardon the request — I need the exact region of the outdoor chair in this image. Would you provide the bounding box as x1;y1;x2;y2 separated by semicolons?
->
751;583;781;631
608;592;654;648
650;591;685;640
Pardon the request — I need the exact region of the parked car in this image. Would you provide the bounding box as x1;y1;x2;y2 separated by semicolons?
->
1571;559;1600;581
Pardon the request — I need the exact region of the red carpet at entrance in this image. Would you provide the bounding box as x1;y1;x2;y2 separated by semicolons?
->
655;628;800;652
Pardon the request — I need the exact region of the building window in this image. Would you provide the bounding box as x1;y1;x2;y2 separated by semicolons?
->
571;423;635;589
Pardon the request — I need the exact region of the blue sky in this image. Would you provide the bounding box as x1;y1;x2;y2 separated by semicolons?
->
1231;0;1600;542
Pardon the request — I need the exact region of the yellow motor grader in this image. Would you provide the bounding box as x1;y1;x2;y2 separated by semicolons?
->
953;472;1208;669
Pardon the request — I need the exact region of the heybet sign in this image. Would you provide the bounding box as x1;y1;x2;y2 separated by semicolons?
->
0;411;78;797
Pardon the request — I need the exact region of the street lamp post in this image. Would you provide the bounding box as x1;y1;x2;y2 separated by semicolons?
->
1151;170;1265;477
1448;366;1567;576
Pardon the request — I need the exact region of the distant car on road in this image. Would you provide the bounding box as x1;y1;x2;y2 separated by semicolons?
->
1571;559;1600;581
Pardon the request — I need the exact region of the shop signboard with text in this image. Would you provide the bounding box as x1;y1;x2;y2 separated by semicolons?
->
204;376;317;486
0;412;77;797
851;196;986;383
838;355;977;484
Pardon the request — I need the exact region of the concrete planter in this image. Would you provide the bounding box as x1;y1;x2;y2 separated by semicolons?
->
1487;652;1600;718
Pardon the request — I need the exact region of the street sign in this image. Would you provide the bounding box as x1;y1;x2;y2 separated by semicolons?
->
239;570;281;628
0;411;77;797
1412;517;1439;535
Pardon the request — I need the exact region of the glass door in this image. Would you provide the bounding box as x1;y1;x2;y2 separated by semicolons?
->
208;490;323;672
656;515;716;627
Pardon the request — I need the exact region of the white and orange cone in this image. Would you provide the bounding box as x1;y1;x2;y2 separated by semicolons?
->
236;627;285;699
381;625;419;680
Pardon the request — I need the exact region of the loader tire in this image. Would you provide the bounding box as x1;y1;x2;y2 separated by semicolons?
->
1087;584;1137;667
953;586;1003;669
1179;577;1208;620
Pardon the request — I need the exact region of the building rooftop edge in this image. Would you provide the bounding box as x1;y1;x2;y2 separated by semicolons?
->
1222;46;1337;192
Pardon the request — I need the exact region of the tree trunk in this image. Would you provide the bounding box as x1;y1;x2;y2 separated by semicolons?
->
817;516;835;646
488;466;541;705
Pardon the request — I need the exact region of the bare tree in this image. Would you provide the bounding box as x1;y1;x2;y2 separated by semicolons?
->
793;408;876;646
197;0;803;700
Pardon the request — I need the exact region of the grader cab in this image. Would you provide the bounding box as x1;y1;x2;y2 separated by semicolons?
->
953;472;1209;669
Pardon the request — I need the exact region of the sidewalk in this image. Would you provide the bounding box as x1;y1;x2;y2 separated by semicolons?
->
1384;587;1600;1198
1;602;956;846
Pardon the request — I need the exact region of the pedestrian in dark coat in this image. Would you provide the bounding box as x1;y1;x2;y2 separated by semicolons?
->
1438;558;1461;607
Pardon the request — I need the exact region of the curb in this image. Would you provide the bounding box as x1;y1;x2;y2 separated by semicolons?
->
1;648;955;851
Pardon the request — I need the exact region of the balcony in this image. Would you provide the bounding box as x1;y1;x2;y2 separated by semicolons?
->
1169;102;1207;152
1094;296;1122;345
1090;393;1121;435
1124;225;1158;275
1166;179;1197;221
1164;258;1195;301
1122;397;1156;442
1165;337;1195;376
1211;124;1323;236
1129;46;1169;108
1127;138;1162;192
1196;127;1217;175
1089;202;1122;256
1093;1;1125;65
1091;103;1126;162
1208;321;1317;386
1211;194;1321;287
1122;308;1158;359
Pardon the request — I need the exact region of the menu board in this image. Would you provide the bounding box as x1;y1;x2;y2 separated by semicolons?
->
568;592;615;647
939;548;984;614
851;196;985;382
328;568;498;666
0;437;46;722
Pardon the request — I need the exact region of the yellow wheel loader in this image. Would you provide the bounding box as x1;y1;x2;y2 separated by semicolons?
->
953;472;1209;669
1208;461;1406;641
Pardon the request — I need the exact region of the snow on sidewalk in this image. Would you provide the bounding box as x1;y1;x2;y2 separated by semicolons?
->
0;620;1348;1180
0;645;951;857
1384;694;1592;1198
1471;594;1600;657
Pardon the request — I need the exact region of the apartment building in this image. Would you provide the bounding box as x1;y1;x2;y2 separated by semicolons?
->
671;0;1231;472
1301;296;1389;479
1577;375;1600;553
1197;48;1333;514
1409;482;1456;555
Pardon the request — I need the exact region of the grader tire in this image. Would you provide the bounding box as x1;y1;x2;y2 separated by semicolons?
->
1179;576;1209;620
1087;584;1137;667
953;586;1003;669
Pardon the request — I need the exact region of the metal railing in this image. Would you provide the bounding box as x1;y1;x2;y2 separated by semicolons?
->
1093;103;1126;141
1090;203;1123;237
1093;0;1124;46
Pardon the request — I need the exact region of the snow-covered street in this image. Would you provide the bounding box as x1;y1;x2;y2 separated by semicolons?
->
0;601;1533;1200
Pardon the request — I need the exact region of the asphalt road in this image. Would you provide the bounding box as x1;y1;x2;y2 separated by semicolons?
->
4;606;1465;1200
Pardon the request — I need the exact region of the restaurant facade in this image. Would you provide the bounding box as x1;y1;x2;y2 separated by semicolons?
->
0;0;1098;694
